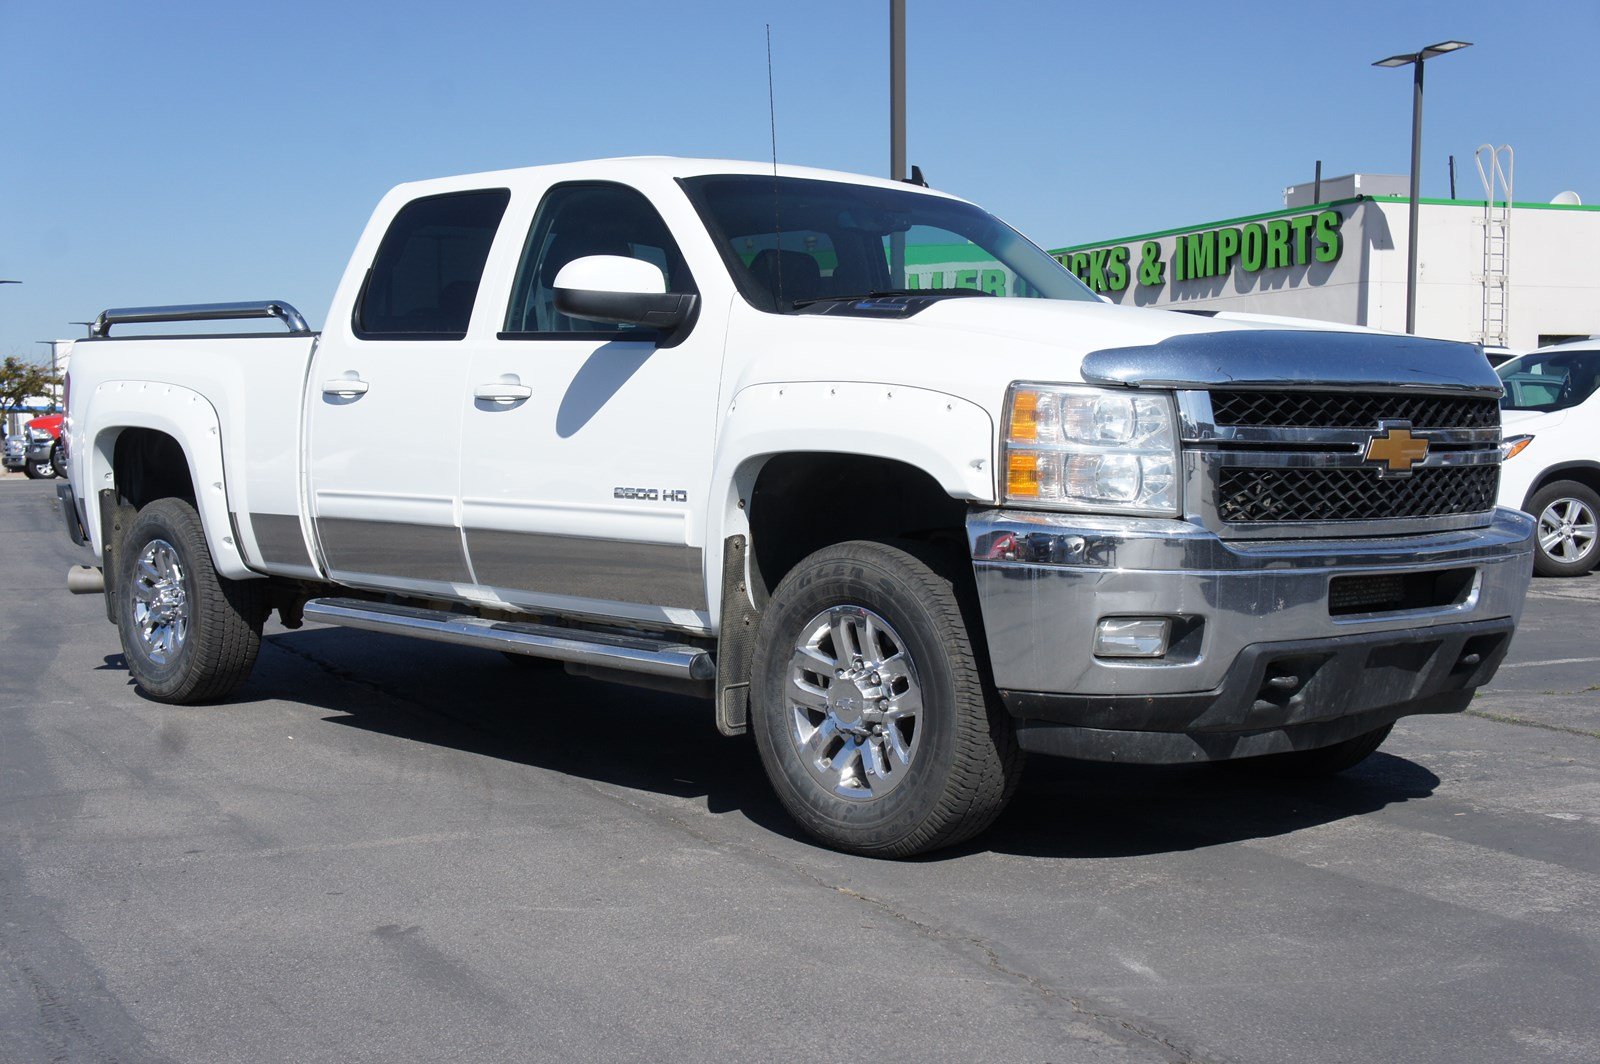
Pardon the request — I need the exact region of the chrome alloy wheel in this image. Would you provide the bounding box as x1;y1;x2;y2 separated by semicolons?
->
1538;497;1598;565
786;605;923;801
132;538;189;665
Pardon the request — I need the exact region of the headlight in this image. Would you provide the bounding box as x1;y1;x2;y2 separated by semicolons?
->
1003;383;1179;514
1501;434;1533;461
28;429;51;443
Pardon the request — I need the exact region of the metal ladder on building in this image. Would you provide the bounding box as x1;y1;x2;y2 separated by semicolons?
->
1474;144;1513;347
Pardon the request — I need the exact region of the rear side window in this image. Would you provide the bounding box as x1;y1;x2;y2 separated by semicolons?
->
355;189;510;339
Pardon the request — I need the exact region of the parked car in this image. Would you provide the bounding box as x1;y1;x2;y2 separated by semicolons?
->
1498;340;1600;575
60;158;1534;856
2;430;26;473
3;414;62;479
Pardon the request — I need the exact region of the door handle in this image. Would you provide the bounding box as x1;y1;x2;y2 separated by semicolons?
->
323;378;369;397
474;383;532;403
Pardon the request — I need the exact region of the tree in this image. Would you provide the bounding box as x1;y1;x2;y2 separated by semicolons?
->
0;356;63;425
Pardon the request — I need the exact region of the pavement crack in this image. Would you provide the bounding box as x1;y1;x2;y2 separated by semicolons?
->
1465;708;1600;741
262;635;446;719
576;779;1223;1063
823;882;1225;1064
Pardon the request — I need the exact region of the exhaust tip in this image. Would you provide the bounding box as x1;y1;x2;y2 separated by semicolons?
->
67;565;105;595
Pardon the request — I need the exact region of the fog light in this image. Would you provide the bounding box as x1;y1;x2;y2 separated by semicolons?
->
1094;617;1171;658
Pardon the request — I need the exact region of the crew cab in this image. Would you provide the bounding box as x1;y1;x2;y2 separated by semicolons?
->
58;158;1535;856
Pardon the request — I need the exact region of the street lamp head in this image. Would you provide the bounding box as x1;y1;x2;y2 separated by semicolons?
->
1376;41;1472;67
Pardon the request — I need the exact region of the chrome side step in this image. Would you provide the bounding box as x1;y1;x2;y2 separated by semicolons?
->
302;598;715;681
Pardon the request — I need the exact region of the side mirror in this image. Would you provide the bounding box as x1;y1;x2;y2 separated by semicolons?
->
552;255;697;336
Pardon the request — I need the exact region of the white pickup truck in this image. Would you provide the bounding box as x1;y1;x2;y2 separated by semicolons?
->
58;158;1535;856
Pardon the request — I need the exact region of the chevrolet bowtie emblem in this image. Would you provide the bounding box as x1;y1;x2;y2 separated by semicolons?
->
1365;425;1430;475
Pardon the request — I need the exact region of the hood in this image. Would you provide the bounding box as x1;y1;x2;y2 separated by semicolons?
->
1500;407;1565;431
903;297;1258;355
727;296;1496;432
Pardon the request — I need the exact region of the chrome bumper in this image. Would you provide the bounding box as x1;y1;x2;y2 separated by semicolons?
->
967;506;1536;762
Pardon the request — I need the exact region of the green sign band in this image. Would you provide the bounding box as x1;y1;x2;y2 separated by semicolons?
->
1056;209;1344;293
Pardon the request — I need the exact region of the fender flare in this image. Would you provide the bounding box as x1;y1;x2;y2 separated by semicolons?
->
87;380;255;580
1524;460;1600;512
702;381;995;627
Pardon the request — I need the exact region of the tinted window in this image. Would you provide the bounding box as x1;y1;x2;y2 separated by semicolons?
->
503;183;695;336
356;189;510;338
680;174;1094;313
1498;348;1600;412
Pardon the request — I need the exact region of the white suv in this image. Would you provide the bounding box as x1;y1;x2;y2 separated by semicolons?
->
1498;339;1600;576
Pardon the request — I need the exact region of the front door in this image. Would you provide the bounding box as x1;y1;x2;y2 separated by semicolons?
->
458;182;721;629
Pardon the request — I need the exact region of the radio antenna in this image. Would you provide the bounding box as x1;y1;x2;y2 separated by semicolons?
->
766;23;783;309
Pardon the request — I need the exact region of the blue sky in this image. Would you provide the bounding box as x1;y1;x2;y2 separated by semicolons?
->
2;0;1596;358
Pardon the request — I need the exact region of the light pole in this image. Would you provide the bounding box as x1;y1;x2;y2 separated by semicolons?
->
888;0;907;287
1373;40;1472;335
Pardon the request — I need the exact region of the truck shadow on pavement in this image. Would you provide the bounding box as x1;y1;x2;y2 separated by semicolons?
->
126;626;1442;861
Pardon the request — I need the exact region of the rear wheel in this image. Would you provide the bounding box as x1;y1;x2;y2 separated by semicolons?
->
749;540;1021;857
1528;480;1600;577
116;497;266;703
50;443;66;478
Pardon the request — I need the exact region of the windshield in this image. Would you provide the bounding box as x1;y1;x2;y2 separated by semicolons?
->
680;175;1097;313
1497;348;1600;412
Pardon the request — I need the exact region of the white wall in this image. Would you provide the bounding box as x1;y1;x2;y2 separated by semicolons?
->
1068;200;1600;347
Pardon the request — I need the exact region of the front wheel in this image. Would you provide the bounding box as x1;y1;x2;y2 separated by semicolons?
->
116;497;266;703
24;455;54;479
1528;480;1600;577
50;443;67;478
749;540;1021;857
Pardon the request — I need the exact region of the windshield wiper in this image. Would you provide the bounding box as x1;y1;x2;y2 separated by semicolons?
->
790;288;996;309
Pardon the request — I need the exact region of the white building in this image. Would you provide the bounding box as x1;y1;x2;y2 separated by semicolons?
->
1049;173;1600;350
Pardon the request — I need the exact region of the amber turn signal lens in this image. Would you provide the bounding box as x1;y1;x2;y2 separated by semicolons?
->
1501;436;1533;461
1008;389;1039;441
1007;451;1040;498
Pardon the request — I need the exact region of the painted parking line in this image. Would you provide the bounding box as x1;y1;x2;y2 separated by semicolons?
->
1501;656;1600;669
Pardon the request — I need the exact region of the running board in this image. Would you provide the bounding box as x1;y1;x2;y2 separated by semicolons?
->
302;598;715;681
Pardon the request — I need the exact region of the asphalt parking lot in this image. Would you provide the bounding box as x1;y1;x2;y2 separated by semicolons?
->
2;474;1597;1064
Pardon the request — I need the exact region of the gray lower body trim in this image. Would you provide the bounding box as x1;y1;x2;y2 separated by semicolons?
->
317;518;471;585
250;512;314;570
466;528;706;610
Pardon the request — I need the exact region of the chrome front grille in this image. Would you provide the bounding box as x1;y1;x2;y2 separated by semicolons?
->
1179;388;1502;538
1208;390;1501;431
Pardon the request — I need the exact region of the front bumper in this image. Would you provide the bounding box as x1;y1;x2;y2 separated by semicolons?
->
968;506;1536;763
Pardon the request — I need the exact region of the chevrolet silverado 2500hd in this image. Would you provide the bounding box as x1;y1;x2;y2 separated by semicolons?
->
58;158;1535;856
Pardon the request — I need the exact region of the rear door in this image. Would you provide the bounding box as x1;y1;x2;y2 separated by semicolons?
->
307;188;510;595
458;181;721;627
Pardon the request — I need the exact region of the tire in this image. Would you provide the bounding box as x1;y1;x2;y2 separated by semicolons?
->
1225;723;1393;779
116;497;266;703
24;456;53;479
1527;480;1600;577
749;540;1022;857
50;443;66;478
